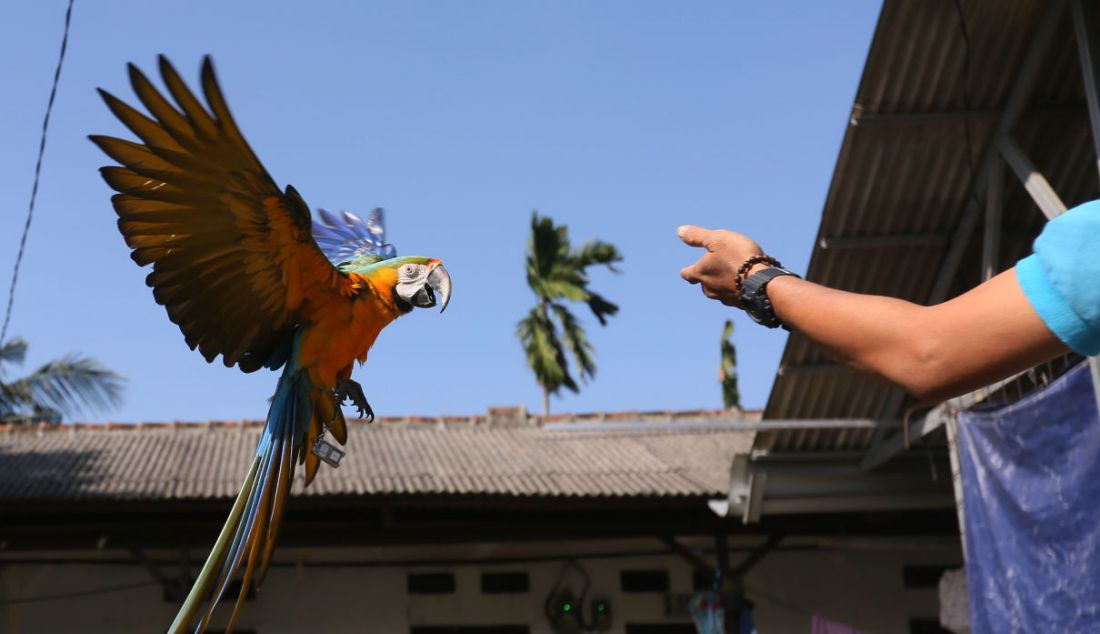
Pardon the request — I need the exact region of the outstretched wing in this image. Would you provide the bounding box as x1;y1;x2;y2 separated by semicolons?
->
91;56;352;372
312;207;397;266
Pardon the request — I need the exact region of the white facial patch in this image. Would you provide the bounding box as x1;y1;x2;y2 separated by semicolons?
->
394;263;431;303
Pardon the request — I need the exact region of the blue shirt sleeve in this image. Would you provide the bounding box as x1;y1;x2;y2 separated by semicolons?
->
1016;199;1100;356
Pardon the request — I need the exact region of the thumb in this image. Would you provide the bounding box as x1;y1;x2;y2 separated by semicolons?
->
677;225;712;248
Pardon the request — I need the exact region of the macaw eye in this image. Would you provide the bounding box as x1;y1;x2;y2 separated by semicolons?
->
403;264;416;276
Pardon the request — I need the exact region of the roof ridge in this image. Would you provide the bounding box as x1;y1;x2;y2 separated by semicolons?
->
0;408;760;433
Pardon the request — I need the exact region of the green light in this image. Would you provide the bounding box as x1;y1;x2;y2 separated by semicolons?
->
597;603;607;613
563;603;573;613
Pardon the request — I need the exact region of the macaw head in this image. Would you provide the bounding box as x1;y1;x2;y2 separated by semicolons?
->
357;256;452;314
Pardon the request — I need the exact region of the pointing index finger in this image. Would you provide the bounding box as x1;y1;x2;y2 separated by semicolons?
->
677;225;711;248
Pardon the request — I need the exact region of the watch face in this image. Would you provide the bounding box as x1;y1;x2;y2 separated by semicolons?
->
740;268;789;329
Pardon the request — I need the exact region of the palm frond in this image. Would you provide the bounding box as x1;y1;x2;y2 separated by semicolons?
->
526;213;570;289
1;338;32;416
0;383;21;418
550;302;596;381
534;278;590;302
584;291;619;326
6;355;124;419
0;338;28;369
573;240;623;272
517;307;577;395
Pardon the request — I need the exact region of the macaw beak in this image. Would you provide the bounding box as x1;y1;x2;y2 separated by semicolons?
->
427;263;452;313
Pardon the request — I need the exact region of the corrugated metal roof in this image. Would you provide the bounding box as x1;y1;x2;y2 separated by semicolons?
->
0;411;754;502
763;0;1096;450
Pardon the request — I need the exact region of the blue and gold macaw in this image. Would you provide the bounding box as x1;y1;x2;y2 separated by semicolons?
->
91;56;451;633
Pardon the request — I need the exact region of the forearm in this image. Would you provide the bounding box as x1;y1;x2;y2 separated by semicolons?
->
765;276;940;397
765;269;1067;401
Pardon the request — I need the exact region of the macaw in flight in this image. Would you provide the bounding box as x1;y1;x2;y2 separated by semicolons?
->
90;57;451;633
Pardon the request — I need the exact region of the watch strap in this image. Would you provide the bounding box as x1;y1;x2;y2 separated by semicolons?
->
740;267;800;329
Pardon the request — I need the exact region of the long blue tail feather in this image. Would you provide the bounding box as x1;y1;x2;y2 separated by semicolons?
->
166;355;314;634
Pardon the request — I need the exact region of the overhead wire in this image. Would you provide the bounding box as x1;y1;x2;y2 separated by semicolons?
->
0;0;76;346
0;581;159;606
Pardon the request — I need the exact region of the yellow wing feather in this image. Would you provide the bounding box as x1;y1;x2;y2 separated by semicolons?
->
91;56;351;372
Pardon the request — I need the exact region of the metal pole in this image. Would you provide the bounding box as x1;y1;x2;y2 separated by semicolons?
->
983;156;1003;281
997;135;1068;219
945;416;968;562
1072;0;1100;175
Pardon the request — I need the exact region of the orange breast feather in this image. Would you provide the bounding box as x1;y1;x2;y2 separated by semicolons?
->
297;270;402;388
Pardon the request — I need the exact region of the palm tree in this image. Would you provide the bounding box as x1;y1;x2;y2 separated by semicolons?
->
0;338;124;423
719;320;741;410
518;212;622;416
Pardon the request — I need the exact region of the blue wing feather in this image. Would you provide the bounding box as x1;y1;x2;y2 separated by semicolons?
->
312;207;397;265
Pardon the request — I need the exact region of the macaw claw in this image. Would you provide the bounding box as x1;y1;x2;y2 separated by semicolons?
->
335;378;375;422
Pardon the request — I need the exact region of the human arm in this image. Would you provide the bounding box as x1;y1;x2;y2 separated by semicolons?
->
677;225;1069;402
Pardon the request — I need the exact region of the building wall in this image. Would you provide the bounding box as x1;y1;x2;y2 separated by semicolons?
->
0;538;960;633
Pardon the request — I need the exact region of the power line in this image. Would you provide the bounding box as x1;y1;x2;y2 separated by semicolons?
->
0;0;76;346
0;580;158;606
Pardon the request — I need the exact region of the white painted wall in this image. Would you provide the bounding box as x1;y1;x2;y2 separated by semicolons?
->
0;537;960;633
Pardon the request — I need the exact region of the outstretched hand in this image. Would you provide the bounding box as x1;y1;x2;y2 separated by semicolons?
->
678;225;765;307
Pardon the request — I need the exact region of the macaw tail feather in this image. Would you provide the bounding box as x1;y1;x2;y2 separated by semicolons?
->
165;359;340;634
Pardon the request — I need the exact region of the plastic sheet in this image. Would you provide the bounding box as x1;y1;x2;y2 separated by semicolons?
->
957;361;1100;633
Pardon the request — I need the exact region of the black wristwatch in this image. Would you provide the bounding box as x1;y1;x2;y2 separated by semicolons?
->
740;266;800;329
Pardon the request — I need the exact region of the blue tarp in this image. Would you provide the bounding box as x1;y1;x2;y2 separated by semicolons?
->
958;361;1100;633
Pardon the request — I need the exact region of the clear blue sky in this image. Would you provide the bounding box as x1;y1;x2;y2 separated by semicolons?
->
0;1;880;423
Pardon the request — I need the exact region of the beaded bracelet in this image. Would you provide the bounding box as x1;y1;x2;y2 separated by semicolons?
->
734;255;782;295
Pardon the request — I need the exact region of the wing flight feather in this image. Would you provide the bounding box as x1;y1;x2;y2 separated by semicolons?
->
92;56;351;372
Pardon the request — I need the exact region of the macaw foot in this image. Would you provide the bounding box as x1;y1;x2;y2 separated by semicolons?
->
335;378;375;422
